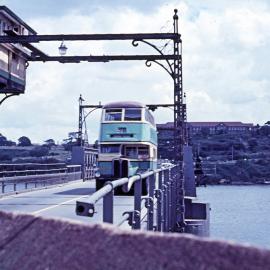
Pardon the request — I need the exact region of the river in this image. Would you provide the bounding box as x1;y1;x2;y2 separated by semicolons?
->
197;185;270;249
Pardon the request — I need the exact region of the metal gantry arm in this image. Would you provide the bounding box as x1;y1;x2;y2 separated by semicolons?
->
0;33;178;43
0;10;187;156
0;32;180;63
77;101;176;145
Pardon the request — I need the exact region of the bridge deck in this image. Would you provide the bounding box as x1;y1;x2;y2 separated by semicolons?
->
0;180;142;229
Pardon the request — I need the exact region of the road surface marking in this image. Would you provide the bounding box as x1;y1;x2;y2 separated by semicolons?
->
32;195;88;215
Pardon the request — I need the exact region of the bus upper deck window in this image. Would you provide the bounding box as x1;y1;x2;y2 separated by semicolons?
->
105;109;122;121
125;109;141;121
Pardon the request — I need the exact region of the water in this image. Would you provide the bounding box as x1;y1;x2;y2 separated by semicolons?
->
197;185;270;249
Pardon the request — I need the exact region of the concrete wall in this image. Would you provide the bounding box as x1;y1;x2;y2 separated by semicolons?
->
0;211;269;270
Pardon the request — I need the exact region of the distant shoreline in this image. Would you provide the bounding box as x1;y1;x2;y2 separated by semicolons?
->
204;182;270;186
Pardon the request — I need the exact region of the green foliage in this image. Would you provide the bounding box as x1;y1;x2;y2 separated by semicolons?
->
0;134;16;146
201;127;210;137
248;138;258;152
44;139;56;147
0;154;12;161
259;126;270;136
29;146;49;157
18;136;32;146
191;131;270;184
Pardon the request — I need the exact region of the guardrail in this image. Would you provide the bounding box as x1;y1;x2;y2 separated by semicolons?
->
76;165;184;232
0;165;82;194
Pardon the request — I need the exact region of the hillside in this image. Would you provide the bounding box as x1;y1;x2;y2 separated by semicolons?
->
191;131;270;184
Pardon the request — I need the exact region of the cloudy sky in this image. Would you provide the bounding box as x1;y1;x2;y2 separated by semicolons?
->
1;0;269;143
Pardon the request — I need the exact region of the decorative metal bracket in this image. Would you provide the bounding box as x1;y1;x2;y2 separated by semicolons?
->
132;39;174;79
122;210;140;228
0;93;19;106
141;196;154;209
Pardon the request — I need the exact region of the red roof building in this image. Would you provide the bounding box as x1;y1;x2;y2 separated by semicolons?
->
157;122;254;135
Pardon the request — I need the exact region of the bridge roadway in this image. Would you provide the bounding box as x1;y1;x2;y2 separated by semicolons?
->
0;180;146;229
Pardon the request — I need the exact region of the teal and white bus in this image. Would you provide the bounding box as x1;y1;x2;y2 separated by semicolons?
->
96;101;157;194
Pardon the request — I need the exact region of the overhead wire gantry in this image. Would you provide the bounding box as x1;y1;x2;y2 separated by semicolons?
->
0;8;187;230
0;9;186;157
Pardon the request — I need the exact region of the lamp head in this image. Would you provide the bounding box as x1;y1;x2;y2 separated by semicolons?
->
58;41;67;56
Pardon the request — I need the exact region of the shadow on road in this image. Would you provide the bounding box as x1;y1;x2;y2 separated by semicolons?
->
54;188;95;196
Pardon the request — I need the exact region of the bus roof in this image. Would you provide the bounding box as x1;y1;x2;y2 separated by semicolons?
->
103;101;145;109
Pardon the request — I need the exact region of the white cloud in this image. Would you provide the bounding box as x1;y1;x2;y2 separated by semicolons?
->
1;0;270;143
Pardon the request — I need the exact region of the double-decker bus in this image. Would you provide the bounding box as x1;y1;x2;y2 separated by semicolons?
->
96;101;157;194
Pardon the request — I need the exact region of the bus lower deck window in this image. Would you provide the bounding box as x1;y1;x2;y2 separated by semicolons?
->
126;147;137;158
101;145;120;153
138;147;149;158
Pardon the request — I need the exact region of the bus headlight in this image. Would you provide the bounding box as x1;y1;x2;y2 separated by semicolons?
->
95;170;101;178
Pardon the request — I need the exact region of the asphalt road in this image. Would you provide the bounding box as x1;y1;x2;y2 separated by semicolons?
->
0;180;141;229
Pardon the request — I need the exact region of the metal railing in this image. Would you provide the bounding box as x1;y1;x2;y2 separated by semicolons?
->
0;165;82;194
76;165;184;232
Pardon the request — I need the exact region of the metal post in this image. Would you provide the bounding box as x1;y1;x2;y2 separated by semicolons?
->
170;169;176;231
164;170;171;232
173;9;184;161
147;175;155;231
167;180;172;232
175;167;180;223
164;170;171;231
133;176;142;229
78;95;84;146
174;167;179;229
1;181;5;193
168;169;173;231
162;184;168;232
175;165;185;232
103;184;114;223
155;171;163;231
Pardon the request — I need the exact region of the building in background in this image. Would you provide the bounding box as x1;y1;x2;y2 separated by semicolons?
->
71;146;98;180
0;6;36;94
187;122;254;135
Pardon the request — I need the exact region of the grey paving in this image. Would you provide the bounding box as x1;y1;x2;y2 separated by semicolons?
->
0;180;138;229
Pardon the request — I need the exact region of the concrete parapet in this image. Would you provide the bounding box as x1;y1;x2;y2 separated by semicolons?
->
0;211;269;270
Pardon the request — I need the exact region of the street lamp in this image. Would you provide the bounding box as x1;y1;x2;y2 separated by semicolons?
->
58;41;67;55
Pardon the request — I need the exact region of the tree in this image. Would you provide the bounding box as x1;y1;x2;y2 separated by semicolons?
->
93;140;99;149
248;138;258;152
0;134;7;146
0;134;16;146
259;125;270;136
18;136;32;146
62;132;78;151
44;139;56;147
